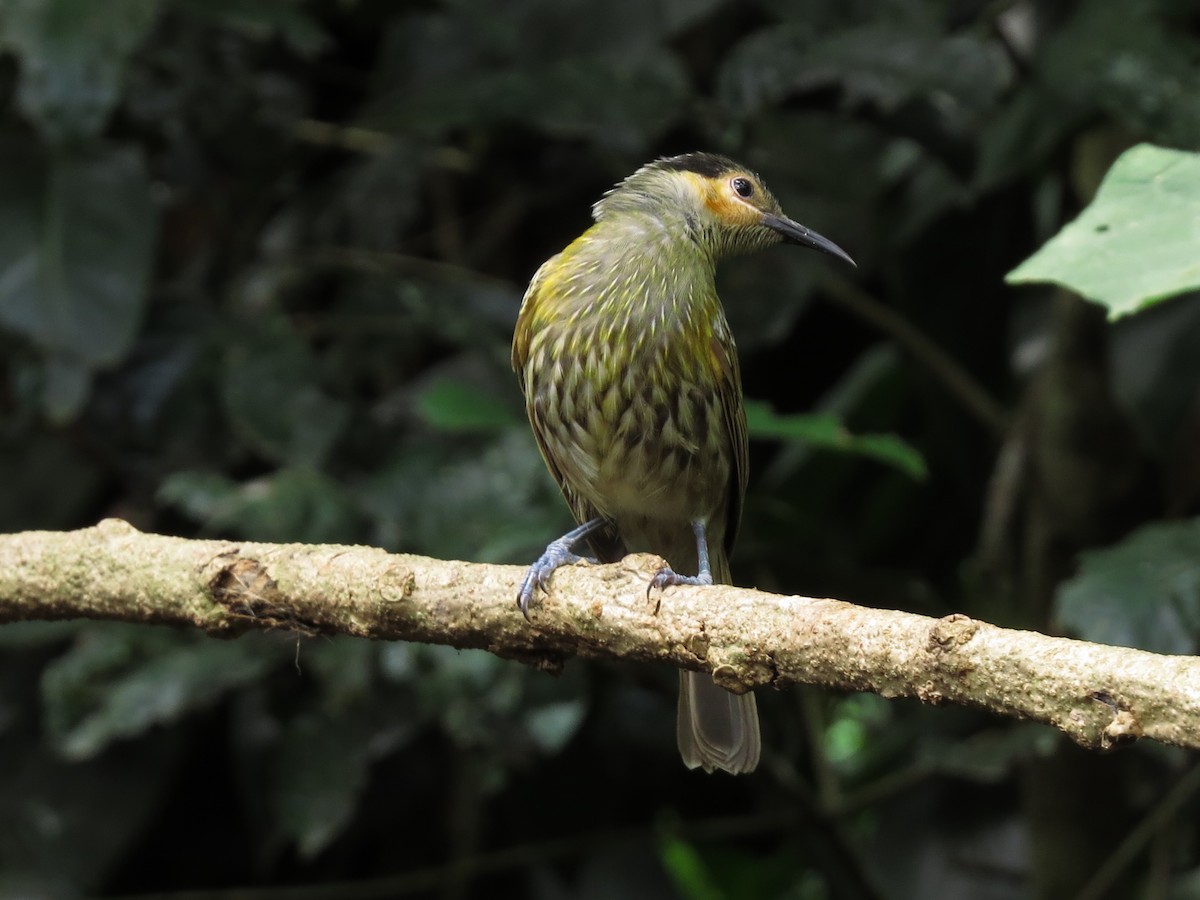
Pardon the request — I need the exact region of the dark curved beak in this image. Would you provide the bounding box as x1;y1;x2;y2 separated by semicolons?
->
762;213;856;267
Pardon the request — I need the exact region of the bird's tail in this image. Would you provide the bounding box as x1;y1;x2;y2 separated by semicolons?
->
676;549;760;774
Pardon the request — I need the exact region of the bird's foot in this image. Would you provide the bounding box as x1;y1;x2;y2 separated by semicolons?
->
517;537;597;619
647;566;714;597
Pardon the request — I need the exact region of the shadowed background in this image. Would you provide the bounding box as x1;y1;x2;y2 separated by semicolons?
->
2;1;1200;898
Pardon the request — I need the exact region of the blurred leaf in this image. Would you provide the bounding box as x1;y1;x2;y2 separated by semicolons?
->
0;720;178;894
272;709;369;860
529;56;690;151
1171;866;1200;900
0;141;157;420
825;715;868;767
379;642;416;682
921;725;1058;782
1110;291;1200;450
159;467;363;543
1040;0;1200;148
317;142;423;251
823;692;895;776
175;0;329;56
42;354;92;422
717;21;818;115
745;399;927;480
357;429;566;562
720;22;1011;127
0;621;81;648
221;323;351;467
271;703;415;859
303;637;376;706
43;629;280;760
659;831;724;900
1056;517;1200;654
1008;145;1200;318
974;87;1086;193
524;700;587;754
417;379;521;433
1;0;159;142
369;7;690;150
0;429;105;530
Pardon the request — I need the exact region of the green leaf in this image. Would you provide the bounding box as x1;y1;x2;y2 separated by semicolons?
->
43;629;279;760
272;709;371;860
1055;517;1200;655
2;0;160;143
0;141;157;420
659;831;725;900
357;430;565;563
159;467;363;543
1006;144;1200;318
745;400;927;480
270;704;414;859
417;379;520;433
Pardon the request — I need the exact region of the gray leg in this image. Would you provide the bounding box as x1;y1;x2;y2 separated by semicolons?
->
649;519;714;594
517;517;606;618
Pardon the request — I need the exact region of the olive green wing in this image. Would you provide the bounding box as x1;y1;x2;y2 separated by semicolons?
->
711;331;749;559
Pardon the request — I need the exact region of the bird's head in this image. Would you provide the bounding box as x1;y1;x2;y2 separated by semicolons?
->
592;152;855;266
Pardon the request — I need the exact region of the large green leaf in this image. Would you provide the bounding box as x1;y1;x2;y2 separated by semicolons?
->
1055;517;1200;655
1007;144;1200;318
0;140;157;420
2;0;159;143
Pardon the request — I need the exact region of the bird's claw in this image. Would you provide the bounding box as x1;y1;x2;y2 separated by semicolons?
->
517;541;591;619
647;566;714;597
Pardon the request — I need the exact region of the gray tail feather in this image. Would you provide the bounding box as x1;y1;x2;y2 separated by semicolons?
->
585;522;760;773
677;671;760;774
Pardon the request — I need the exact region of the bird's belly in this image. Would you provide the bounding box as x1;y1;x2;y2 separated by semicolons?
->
533;369;730;524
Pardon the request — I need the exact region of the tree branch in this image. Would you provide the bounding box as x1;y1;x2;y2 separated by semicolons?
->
2;519;1196;752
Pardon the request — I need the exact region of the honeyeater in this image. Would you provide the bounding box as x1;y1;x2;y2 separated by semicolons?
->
512;152;854;774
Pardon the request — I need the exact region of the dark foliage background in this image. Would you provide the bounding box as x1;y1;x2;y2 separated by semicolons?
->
3;1;1200;897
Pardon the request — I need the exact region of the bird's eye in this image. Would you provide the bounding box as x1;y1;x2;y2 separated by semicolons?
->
731;177;754;198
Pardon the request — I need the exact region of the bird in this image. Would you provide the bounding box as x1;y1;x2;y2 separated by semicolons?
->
511;152;855;774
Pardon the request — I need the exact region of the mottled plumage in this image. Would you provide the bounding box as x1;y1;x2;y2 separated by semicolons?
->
513;153;853;774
